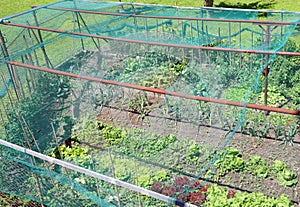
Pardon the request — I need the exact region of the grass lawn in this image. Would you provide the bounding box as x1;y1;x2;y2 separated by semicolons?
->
0;0;55;18
1;0;300;18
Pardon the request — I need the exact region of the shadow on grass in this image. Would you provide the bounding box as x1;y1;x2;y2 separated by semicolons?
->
215;0;276;10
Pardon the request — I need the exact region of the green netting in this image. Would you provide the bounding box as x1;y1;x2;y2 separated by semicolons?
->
0;0;299;206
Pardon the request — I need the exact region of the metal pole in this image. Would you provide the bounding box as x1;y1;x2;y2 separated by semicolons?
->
0;30;20;101
72;0;85;50
264;25;271;114
74;12;85;50
31;9;52;68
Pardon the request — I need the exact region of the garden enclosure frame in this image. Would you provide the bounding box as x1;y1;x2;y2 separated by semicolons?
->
0;1;300;206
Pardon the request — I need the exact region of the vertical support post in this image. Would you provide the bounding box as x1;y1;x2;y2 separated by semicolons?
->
239;22;242;48
196;20;200;45
190;22;193;44
280;12;283;41
75;12;85;50
77;12;100;51
21;56;33;98
0;30;20;101
22;35;36;93
205;25;210;65
26;27;39;88
144;17;148;39
155;19;158;39
264;25;271;113
239;22;242;68
32;9;52;68
201;7;204;41
249;53;253;73
228;22;232;66
251;31;254;48
27;27;40;67
72;1;85;50
0;71;14;107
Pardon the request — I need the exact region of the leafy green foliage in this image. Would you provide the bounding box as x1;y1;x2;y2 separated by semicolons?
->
72;117;103;147
73;119;126;147
128;92;153;122
105;51;187;89
51;141;92;167
116;129;176;158
205;184;293;207
101;124;126;146
255;86;288;107
215;148;245;175
52;143;88;159
271;160;299;187
0;192;42;207
135;170;169;189
245;155;269;178
277;168;298;187
272;160;286;173
281;125;298;146
187;144;204;165
4;73;71;152
269;40;300;107
222;86;249;102
215;148;298;187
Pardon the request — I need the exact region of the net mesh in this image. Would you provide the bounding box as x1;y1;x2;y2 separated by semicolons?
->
0;0;299;206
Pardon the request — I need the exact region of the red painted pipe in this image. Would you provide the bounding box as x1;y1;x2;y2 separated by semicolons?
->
3;60;299;116
3;22;300;57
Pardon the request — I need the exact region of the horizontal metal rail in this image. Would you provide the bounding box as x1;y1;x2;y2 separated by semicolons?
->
0;139;196;207
2;22;300;56
47;6;300;26
3;60;299;116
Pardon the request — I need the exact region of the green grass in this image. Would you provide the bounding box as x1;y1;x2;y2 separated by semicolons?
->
1;0;300;18
0;0;55;18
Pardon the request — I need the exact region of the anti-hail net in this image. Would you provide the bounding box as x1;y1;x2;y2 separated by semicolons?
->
0;0;299;206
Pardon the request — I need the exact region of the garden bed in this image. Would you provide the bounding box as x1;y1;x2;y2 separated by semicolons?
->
63;48;299;206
